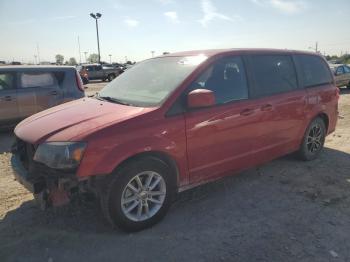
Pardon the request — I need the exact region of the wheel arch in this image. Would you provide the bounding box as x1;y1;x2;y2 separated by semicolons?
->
112;151;180;188
317;112;329;133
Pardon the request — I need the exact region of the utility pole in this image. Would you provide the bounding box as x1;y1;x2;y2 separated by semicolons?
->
84;52;88;63
109;54;112;64
315;42;318;53
36;43;40;64
34;55;37;65
78;36;82;64
151;51;155;58
90;13;102;64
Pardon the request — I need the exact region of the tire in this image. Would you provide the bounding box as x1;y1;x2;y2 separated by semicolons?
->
298;117;326;161
108;74;116;81
101;157;176;232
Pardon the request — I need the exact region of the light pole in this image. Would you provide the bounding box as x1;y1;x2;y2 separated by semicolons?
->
151;51;155;58
109;54;112;64
84;52;88;63
90;12;102;64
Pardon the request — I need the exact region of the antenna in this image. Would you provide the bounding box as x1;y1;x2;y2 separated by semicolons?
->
78;36;82;64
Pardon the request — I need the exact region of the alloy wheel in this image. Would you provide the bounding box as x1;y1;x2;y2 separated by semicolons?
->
306;124;323;153
121;171;166;222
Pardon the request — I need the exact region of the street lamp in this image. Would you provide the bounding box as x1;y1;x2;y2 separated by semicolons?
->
109;54;112;64
84;52;88;63
90;12;102;63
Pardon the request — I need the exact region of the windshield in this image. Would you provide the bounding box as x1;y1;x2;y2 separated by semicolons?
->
98;55;207;107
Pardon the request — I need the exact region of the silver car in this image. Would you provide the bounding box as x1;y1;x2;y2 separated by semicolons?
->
329;64;350;88
0;66;85;127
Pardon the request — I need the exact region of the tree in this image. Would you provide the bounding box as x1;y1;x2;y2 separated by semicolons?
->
88;53;99;63
68;57;77;65
55;54;64;65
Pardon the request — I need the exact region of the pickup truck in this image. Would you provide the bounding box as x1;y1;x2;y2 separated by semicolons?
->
77;64;122;83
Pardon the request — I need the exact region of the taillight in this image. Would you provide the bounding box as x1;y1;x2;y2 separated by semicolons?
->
336;87;340;100
75;71;84;92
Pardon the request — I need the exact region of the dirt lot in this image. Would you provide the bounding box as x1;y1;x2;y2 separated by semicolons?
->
83;80;107;97
1;89;350;262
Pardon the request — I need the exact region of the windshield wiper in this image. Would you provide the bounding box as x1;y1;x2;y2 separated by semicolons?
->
95;93;132;106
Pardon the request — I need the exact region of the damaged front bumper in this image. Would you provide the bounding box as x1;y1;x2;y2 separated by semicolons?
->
11;154;45;194
11;152;81;207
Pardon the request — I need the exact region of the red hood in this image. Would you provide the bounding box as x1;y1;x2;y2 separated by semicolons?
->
15;98;155;144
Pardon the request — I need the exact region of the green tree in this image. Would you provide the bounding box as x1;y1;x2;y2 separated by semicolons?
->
88;53;99;63
55;54;64;65
68;57;77;65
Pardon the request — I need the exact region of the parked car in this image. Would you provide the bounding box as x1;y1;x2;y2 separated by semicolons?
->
329;64;350;88
77;64;122;83
11;49;338;232
0;66;85;127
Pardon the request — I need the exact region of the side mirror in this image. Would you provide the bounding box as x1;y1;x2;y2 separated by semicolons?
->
187;89;215;109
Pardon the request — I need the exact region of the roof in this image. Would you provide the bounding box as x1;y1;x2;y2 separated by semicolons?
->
0;65;76;71
160;48;320;58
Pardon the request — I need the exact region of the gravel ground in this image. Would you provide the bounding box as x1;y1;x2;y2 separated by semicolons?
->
0;89;349;262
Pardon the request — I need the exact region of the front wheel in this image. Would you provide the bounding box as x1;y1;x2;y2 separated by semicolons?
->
108;74;116;81
298;117;326;161
101;157;176;232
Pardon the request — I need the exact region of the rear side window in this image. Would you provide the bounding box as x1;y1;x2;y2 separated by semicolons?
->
20;72;57;88
0;73;14;90
53;72;65;85
250;55;298;97
296;55;333;88
344;66;350;73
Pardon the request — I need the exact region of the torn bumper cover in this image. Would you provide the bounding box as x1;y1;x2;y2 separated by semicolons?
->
11;154;45;194
11;138;80;207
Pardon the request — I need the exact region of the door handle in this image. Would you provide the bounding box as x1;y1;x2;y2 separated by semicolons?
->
240;108;254;116
50;91;58;95
2;96;12;101
261;104;273;111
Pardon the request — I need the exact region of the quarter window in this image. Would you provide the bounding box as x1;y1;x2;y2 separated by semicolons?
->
343;66;350;73
20;73;57;88
0;73;14;90
188;56;249;105
250;55;298;97
296;55;333;88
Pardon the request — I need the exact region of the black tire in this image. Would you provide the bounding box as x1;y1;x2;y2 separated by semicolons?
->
108;74;116;81
101;157;176;232
298;117;326;161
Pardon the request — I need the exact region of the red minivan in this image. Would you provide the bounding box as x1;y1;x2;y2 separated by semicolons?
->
11;49;338;231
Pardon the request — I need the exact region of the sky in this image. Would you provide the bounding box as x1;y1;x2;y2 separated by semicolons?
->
1;0;350;64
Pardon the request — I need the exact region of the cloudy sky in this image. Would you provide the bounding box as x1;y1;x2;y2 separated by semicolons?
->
0;0;350;63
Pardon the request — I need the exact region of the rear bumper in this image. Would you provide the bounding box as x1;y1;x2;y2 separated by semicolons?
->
11;154;45;193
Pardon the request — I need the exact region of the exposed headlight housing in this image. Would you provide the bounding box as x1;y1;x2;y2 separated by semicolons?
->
33;142;87;169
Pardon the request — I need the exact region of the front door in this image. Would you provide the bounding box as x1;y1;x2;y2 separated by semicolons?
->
184;56;258;184
0;72;18;125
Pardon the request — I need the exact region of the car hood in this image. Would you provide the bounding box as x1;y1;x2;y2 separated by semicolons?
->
15;98;155;144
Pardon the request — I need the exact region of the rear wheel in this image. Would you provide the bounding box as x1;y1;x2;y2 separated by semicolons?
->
101;157;176;232
298;117;326;161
